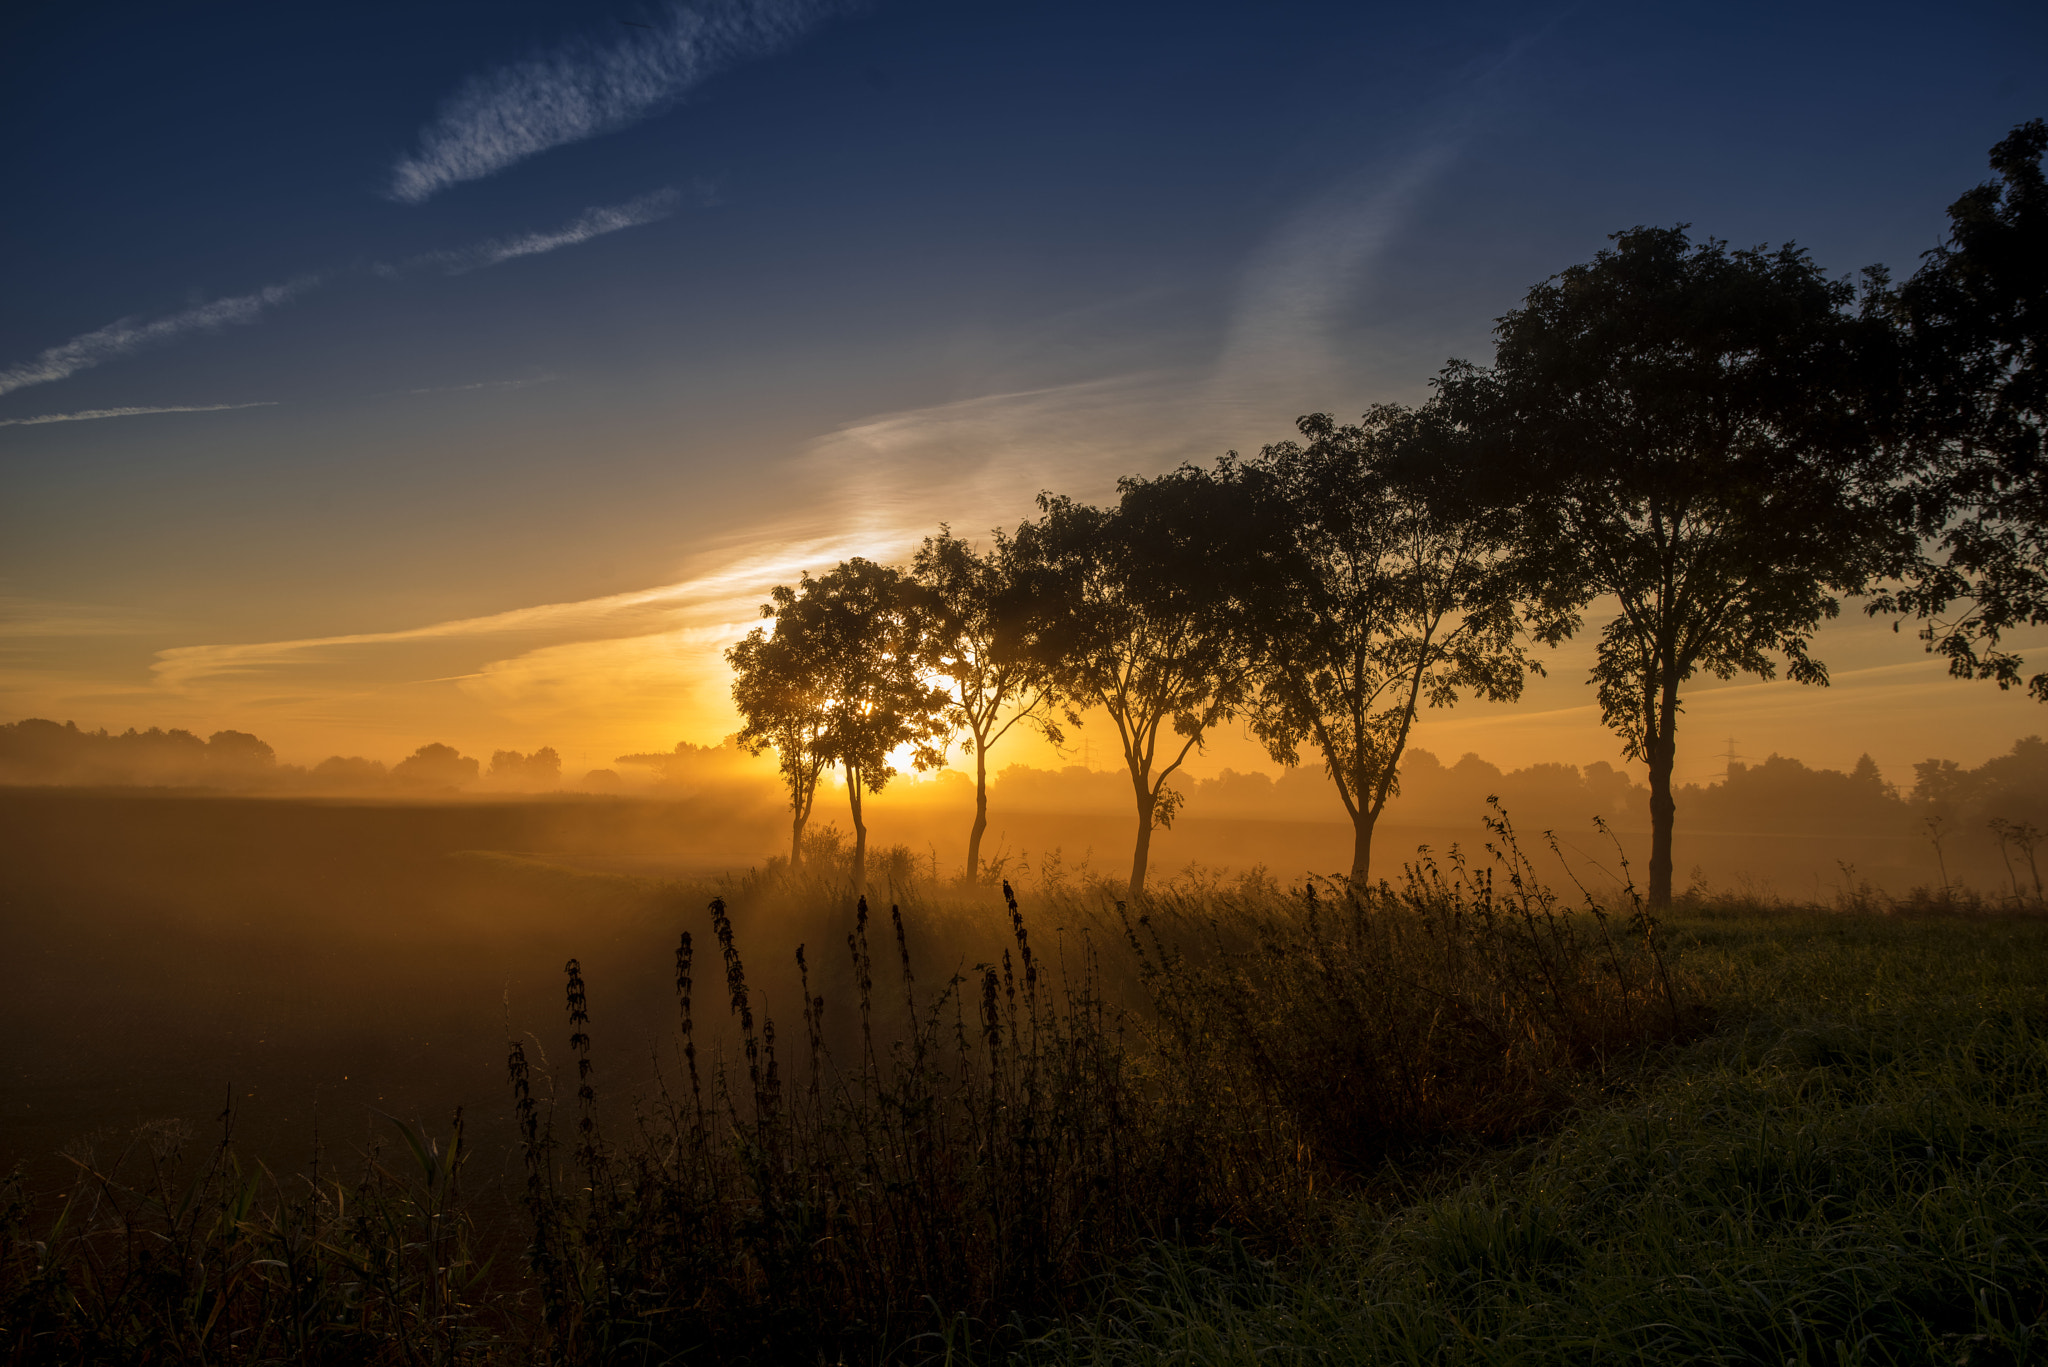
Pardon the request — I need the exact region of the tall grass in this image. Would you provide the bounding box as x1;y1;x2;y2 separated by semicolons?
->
500;811;1683;1362
1119;806;1685;1179
1;1105;492;1365
505;884;1142;1360
0;819;1689;1363
981;913;2048;1367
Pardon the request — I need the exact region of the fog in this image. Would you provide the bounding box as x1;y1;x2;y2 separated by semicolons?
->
10;713;2047;896
9;717;2046;1187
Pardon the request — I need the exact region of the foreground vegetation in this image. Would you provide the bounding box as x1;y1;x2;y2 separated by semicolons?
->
988;911;2048;1366
5;842;2045;1364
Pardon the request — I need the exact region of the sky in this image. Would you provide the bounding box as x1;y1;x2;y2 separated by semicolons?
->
4;0;2048;790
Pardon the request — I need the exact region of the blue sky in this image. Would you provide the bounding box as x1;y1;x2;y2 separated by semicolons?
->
3;0;2046;778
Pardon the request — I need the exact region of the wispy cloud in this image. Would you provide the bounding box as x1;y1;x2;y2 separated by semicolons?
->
798;375;1209;537
148;528;892;694
0;185;672;407
0;401;277;429
1211;144;1459;414
0;279;318;399
409;190;681;274
146;376;1199;699
387;0;838;204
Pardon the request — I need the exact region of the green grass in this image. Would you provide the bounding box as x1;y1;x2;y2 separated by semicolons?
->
974;913;2048;1366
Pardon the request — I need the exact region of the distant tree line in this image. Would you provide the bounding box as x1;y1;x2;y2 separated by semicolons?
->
729;121;2047;905
0;719;280;788
0;718;566;794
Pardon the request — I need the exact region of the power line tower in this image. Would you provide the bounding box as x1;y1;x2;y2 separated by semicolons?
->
1721;736;1747;784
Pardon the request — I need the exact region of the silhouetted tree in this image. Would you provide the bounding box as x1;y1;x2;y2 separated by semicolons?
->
488;746;561;787
1451;225;1912;906
390;742;480;790
910;526;1063;881
727;617;834;871
1677;752;1906;840
1009;473;1255;896
741;558;948;890
1912;735;2048;835
310;755;388;790
0;718;280;787
203;729;276;776
1872;120;2048;695
1241;405;1531;885
614;736;757;786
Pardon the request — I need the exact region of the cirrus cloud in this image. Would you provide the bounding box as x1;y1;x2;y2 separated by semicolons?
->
387;0;842;204
408;189;684;274
0;401;277;428
0;279;318;399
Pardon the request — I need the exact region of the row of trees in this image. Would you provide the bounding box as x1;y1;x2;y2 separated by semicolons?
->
0;718;569;793
729;121;2047;906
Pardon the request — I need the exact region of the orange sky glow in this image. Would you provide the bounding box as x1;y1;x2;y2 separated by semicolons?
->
6;364;2045;796
6;471;2042;796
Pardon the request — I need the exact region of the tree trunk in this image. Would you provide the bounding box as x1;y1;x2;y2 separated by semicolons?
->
1646;681;1680;908
1348;809;1376;886
846;761;868;893
1128;781;1155;898
966;742;989;883
790;807;805;871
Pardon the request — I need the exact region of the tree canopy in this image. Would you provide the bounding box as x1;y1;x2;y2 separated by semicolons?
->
1448;225;1914;905
760;558;948;891
1874;120;2048;696
1008;473;1256;896
910;526;1062;881
726;612;836;871
1242;404;1531;885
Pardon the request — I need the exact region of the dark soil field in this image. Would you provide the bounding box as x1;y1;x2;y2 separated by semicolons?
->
0;790;757;1190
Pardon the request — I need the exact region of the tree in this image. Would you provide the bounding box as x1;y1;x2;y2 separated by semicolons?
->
487;747;561;788
1871;120;2048;695
1450;225;1913;906
1242;405;1531;885
1009;472;1256;897
750;558;949;891
727;622;833;870
910;526;1062;881
390;742;480;790
203;729;277;779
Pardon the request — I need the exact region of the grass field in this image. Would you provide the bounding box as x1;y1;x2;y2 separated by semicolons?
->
989;913;2048;1367
4;790;2044;1363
